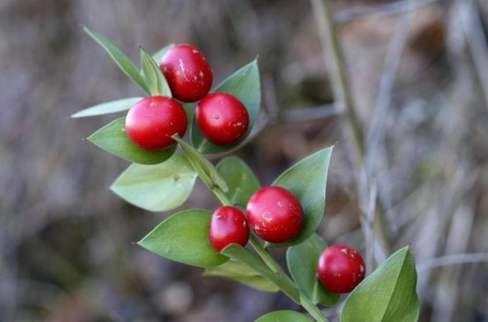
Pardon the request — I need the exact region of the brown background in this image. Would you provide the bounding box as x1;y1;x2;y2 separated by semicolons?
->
0;0;487;321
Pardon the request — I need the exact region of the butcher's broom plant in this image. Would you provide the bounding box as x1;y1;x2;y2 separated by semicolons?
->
73;27;420;322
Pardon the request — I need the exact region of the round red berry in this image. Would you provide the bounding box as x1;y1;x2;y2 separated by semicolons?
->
159;44;213;102
209;206;249;251
125;96;187;150
196;92;249;145
246;186;304;243
317;245;366;293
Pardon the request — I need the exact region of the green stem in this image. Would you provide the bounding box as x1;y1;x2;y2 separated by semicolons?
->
211;180;327;320
214;192;300;302
212;187;232;205
181;143;327;321
249;235;281;273
301;294;329;322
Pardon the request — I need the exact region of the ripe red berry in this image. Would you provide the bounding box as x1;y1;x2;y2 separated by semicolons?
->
159;44;213;102
209;206;249;251
125;96;187;150
317;245;366;293
196;92;249;145
246;186;304;243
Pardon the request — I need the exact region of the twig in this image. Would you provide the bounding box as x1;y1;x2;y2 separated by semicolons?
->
360;181;377;272
283;104;339;123
311;0;392;261
431;204;474;322
311;0;365;161
418;253;488;271
365;2;413;234
460;0;488;109
209;105;339;159
335;0;440;23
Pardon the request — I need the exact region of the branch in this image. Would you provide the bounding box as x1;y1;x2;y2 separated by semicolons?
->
282;104;339;123
460;0;488;109
311;0;392;262
335;0;440;23
311;0;365;161
418;253;488;271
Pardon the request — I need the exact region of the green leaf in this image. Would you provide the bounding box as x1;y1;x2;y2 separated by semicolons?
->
140;49;171;96
71;97;142;118
287;234;340;306
87;117;175;164
191;60;261;154
173;136;228;193
152;44;174;62
255;310;312;322
83;27;149;93
217;156;260;207
138;209;227;268
340;246;419;322
222;244;300;303
204;260;279;292
273;146;333;245
110;154;197;212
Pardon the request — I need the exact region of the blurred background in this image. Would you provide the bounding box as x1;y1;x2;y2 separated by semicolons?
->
1;0;487;321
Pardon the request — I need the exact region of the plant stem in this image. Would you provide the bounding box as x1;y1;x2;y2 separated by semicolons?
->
311;0;392;260
301;294;329;322
249;235;281;273
184;146;328;322
212;186;232;205
213;183;328;321
311;0;364;160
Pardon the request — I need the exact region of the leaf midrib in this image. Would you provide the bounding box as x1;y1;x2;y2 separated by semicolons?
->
377;251;409;322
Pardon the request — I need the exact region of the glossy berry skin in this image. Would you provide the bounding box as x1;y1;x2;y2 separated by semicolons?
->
125;96;187;150
209;206;249;251
196;92;249;145
159;44;213;102
317;245;366;293
246;186;304;243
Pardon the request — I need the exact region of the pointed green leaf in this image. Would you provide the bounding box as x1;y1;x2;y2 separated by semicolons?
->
341;247;419;322
204;260;279;292
273;146;333;245
110;154;196;212
83;27;149;93
173;136;228;193
191;60;261;154
222;244;300;303
255;310;312;322
87;117;175;164
140;49;171;96
152;44;175;62
138;209;227;268
71;97;142;118
287;234;340;306
217;156;260;207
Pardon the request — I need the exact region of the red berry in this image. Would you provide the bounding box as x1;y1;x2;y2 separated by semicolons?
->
317;245;366;293
159;44;213;102
196;92;249;145
125;96;187;150
209;206;249;251
246;186;304;243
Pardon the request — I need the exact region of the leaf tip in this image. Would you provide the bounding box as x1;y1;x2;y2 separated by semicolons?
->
136;236;149;249
83;26;96;38
86;133;96;143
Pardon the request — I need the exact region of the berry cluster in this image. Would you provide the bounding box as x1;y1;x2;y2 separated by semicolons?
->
125;44;249;150
76;28;420;321
208;185;365;294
